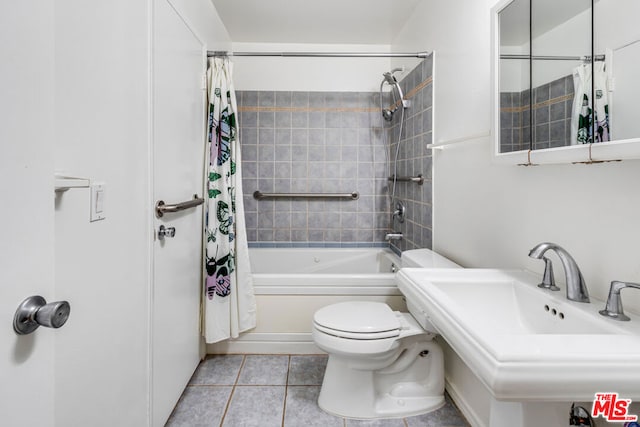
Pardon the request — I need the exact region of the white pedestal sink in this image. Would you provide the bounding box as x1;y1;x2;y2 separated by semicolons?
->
396;268;640;426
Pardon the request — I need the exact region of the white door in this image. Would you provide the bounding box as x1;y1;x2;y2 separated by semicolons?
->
152;1;206;425
0;1;56;425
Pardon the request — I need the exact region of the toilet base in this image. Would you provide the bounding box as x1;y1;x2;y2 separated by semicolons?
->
317;339;445;419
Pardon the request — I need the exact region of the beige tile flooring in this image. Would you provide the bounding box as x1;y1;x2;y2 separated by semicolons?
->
166;354;469;427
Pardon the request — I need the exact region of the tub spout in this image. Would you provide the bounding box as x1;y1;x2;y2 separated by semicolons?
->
385;232;403;241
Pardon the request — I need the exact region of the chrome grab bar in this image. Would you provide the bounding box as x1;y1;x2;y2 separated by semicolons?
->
155;194;204;218
388;174;424;185
253;191;359;200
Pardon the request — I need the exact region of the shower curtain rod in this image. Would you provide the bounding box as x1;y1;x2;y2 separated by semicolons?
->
501;54;605;61
207;51;430;58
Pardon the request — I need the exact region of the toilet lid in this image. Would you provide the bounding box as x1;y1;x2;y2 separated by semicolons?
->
313;302;400;337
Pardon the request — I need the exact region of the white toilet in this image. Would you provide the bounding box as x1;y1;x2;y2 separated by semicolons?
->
312;249;460;419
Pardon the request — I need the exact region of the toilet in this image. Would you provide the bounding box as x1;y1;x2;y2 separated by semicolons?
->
312;249;460;419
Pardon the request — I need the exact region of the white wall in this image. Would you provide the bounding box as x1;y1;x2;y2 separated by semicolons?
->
392;0;496;144
393;0;640;424
168;0;232;51
231;42;394;92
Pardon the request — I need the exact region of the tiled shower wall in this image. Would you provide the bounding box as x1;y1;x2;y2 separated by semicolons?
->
237;57;434;251
500;74;574;152
238;91;389;246
387;56;434;253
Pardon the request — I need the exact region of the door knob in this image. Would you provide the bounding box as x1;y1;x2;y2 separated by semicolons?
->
13;296;71;335
158;225;176;240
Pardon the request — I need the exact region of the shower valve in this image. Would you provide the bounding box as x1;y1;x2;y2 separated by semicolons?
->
393;201;406;223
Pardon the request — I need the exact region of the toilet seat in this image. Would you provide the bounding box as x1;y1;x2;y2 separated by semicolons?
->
313;301;401;340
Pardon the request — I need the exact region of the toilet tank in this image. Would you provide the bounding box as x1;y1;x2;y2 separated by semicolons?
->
399;249;460;333
401;249;461;269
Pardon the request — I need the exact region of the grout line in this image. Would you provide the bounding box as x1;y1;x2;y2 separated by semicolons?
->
281;355;291;427
218;354;246;427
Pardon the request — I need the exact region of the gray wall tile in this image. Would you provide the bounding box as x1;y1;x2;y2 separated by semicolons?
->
239;61;432;248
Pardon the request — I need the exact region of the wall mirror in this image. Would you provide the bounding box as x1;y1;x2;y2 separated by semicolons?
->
493;0;640;163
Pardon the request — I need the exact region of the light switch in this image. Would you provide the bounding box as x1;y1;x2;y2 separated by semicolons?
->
90;182;106;222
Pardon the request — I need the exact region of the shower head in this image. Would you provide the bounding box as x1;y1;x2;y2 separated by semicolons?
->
382;68;404;85
380;67;409;121
383;72;397;86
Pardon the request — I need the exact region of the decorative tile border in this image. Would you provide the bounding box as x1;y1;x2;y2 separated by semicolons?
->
248;242;390;249
500;93;573;113
386;75;433;111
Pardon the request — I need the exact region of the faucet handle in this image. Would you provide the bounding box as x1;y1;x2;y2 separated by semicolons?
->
538;256;560;291
599;280;640;321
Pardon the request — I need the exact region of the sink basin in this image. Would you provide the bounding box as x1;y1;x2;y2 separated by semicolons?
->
397;268;640;401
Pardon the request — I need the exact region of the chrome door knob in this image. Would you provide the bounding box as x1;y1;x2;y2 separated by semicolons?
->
13;296;71;335
158;225;176;240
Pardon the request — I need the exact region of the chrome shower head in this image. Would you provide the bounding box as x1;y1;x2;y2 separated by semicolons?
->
380;67;409;121
383;72;397;86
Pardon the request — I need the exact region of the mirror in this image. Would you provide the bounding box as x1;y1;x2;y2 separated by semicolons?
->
498;0;531;153
496;0;640;159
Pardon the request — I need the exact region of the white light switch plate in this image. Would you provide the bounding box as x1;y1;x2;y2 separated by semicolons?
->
90;182;106;222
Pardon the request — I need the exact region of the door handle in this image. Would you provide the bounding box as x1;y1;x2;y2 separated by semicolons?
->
13;296;70;335
155;194;203;218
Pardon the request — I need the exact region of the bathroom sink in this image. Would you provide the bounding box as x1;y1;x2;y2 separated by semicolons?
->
396;268;640;401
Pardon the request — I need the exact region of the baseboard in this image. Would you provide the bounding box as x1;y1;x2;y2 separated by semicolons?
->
446;378;487;427
206;332;324;355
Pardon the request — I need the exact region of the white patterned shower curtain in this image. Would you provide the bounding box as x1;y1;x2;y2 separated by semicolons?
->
571;62;610;144
203;57;256;343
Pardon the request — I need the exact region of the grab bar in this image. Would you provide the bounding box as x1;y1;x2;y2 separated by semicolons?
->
387;174;424;185
155;194;204;218
253;191;359;200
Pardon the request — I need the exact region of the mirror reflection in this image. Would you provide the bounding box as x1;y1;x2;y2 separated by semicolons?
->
499;0;530;153
595;0;640;142
498;0;639;153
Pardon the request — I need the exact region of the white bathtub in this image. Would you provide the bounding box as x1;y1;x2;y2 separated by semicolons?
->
207;247;407;354
249;247;401;295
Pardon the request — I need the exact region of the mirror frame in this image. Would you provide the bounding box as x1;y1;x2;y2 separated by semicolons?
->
491;0;640;165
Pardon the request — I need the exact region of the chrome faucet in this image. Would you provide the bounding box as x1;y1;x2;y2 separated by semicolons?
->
599;280;640;321
528;242;590;303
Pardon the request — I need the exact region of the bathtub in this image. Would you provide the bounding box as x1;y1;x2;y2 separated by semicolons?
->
207;247;407;354
249;247;401;295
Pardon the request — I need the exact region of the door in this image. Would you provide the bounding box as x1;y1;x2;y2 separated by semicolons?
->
152;1;206;425
0;1;56;425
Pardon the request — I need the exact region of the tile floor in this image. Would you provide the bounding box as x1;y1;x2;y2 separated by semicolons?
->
166;354;469;427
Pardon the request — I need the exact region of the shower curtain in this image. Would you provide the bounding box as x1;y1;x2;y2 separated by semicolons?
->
203;57;256;343
571;62;610;144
